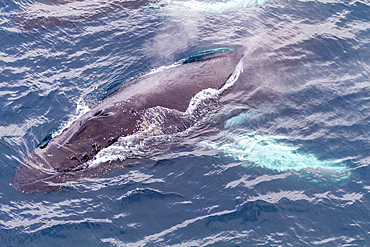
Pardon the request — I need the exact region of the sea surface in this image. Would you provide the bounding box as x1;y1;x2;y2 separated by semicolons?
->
0;0;369;246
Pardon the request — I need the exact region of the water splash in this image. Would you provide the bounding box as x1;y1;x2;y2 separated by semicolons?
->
165;0;269;13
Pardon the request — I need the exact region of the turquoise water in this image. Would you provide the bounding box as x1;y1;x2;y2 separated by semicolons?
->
1;0;369;245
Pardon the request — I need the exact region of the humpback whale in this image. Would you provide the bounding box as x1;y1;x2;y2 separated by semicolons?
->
12;49;242;194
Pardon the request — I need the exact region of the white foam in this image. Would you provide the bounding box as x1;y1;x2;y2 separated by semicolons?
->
146;63;181;76
186;56;244;115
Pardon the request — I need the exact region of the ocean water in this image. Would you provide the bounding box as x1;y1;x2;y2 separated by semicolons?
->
0;0;369;245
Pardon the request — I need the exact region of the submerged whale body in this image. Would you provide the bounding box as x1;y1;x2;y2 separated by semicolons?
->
13;0;270;29
12;49;242;194
14;0;156;29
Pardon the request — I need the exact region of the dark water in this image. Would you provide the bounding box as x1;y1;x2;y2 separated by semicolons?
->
0;0;369;246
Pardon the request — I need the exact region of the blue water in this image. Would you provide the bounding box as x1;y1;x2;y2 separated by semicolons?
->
0;0;369;245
